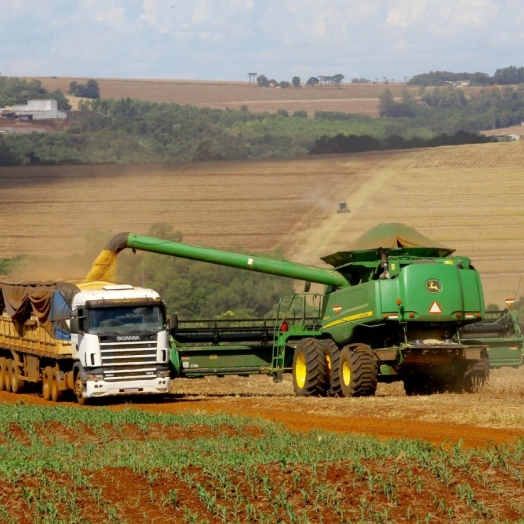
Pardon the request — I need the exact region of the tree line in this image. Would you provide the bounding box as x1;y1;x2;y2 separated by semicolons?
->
408;66;524;86
0;76;70;109
256;74;344;89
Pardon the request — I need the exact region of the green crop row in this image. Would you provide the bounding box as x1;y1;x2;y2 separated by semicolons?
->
0;403;523;523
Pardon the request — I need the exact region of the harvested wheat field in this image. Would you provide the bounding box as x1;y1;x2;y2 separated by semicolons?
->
36;77;428;116
2;141;524;304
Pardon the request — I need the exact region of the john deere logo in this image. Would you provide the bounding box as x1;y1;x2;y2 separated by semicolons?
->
426;279;441;293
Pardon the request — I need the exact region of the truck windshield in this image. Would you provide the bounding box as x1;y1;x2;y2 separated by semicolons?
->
87;306;164;335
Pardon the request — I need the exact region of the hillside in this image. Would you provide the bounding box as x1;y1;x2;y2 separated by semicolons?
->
1;141;524;304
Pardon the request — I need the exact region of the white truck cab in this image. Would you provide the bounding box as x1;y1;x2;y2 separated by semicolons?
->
70;283;170;402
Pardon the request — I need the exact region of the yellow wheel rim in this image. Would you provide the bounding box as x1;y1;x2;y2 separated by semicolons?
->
342;360;351;386
296;353;307;389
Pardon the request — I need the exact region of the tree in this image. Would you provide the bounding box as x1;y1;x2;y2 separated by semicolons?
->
331;74;344;89
256;74;269;87
279;81;290;88
306;77;319;87
68;79;100;99
291;76;301;88
277;109;289;117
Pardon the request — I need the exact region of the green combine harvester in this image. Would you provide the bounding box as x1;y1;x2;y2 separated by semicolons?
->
100;223;489;396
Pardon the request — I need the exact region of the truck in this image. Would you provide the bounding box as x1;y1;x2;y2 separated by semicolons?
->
92;223;490;397
459;303;524;368
0;279;171;404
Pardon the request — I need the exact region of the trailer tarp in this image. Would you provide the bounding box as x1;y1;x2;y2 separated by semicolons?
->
0;279;79;339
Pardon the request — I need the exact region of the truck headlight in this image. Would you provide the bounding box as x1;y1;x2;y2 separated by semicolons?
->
156;370;170;378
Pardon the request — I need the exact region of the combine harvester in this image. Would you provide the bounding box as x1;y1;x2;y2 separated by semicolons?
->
93;223;490;396
0;279;171;403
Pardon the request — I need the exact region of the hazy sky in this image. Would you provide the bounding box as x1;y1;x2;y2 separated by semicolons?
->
1;0;523;82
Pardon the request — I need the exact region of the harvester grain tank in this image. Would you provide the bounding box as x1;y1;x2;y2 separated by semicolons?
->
0;279;171;403
98;223;489;396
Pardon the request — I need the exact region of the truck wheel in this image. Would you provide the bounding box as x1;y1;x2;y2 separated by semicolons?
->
292;338;327;396
339;344;377;397
462;355;490;393
42;367;53;401
4;359;12;393
51;369;63;403
10;360;23;394
321;339;342;397
74;376;88;406
0;357;7;391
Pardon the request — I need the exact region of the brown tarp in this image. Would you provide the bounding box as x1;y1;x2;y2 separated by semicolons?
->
0;279;79;336
347;223;454;255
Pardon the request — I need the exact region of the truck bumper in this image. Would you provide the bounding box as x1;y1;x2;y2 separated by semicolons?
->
84;377;170;398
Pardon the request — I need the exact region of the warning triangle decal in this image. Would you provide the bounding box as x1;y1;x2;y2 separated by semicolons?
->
429;301;442;314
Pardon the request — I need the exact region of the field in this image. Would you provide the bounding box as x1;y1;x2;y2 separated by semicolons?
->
3;138;524;521
0;367;524;523
2;141;524;304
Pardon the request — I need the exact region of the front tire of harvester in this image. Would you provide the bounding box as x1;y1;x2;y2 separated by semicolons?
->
74;376;88;406
0;357;7;391
462;354;490;393
10;359;23;394
42;367;53;401
50;369;63;403
321;339;342;397
4;359;12;393
339;344;378;397
292;338;327;396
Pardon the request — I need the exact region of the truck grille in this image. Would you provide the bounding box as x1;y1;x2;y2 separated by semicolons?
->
99;340;158;381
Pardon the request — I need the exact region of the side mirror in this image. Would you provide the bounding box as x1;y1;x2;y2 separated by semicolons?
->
70;311;79;333
168;313;179;331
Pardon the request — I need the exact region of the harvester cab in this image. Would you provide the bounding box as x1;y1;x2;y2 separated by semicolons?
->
337;201;350;213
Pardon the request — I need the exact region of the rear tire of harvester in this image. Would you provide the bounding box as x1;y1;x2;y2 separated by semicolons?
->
74;375;88;406
292;338;327;396
403;375;435;396
462;354;490;393
50;369;62;403
321;339;342;397
42;367;53;401
10;359;24;394
3;359;12;393
339;344;377;397
0;357;7;391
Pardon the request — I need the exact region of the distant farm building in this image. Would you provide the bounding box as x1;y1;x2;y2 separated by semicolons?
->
1;99;67;120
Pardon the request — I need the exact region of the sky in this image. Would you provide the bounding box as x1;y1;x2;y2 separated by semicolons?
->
1;0;523;82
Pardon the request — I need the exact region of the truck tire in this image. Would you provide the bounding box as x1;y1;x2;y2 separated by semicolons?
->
10;359;23;394
0;357;8;391
321;339;342;397
292;338;327;396
339;344;377;397
51;369;62;403
42;367;53;401
3;359;12;393
462;355;490;393
74;376;88;406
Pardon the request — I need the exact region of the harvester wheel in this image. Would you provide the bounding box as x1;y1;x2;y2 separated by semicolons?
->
10;359;23;394
0;357;7;391
339;344;377;397
321;339;342;397
50;369;63;403
462;354;490;393
4;359;12;393
404;376;433;396
42;367;53;401
292;338;327;396
74;376;88;406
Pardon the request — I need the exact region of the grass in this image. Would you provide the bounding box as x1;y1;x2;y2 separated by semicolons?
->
0;403;523;522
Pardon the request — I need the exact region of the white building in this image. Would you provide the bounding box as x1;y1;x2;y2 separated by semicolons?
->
7;99;67;120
